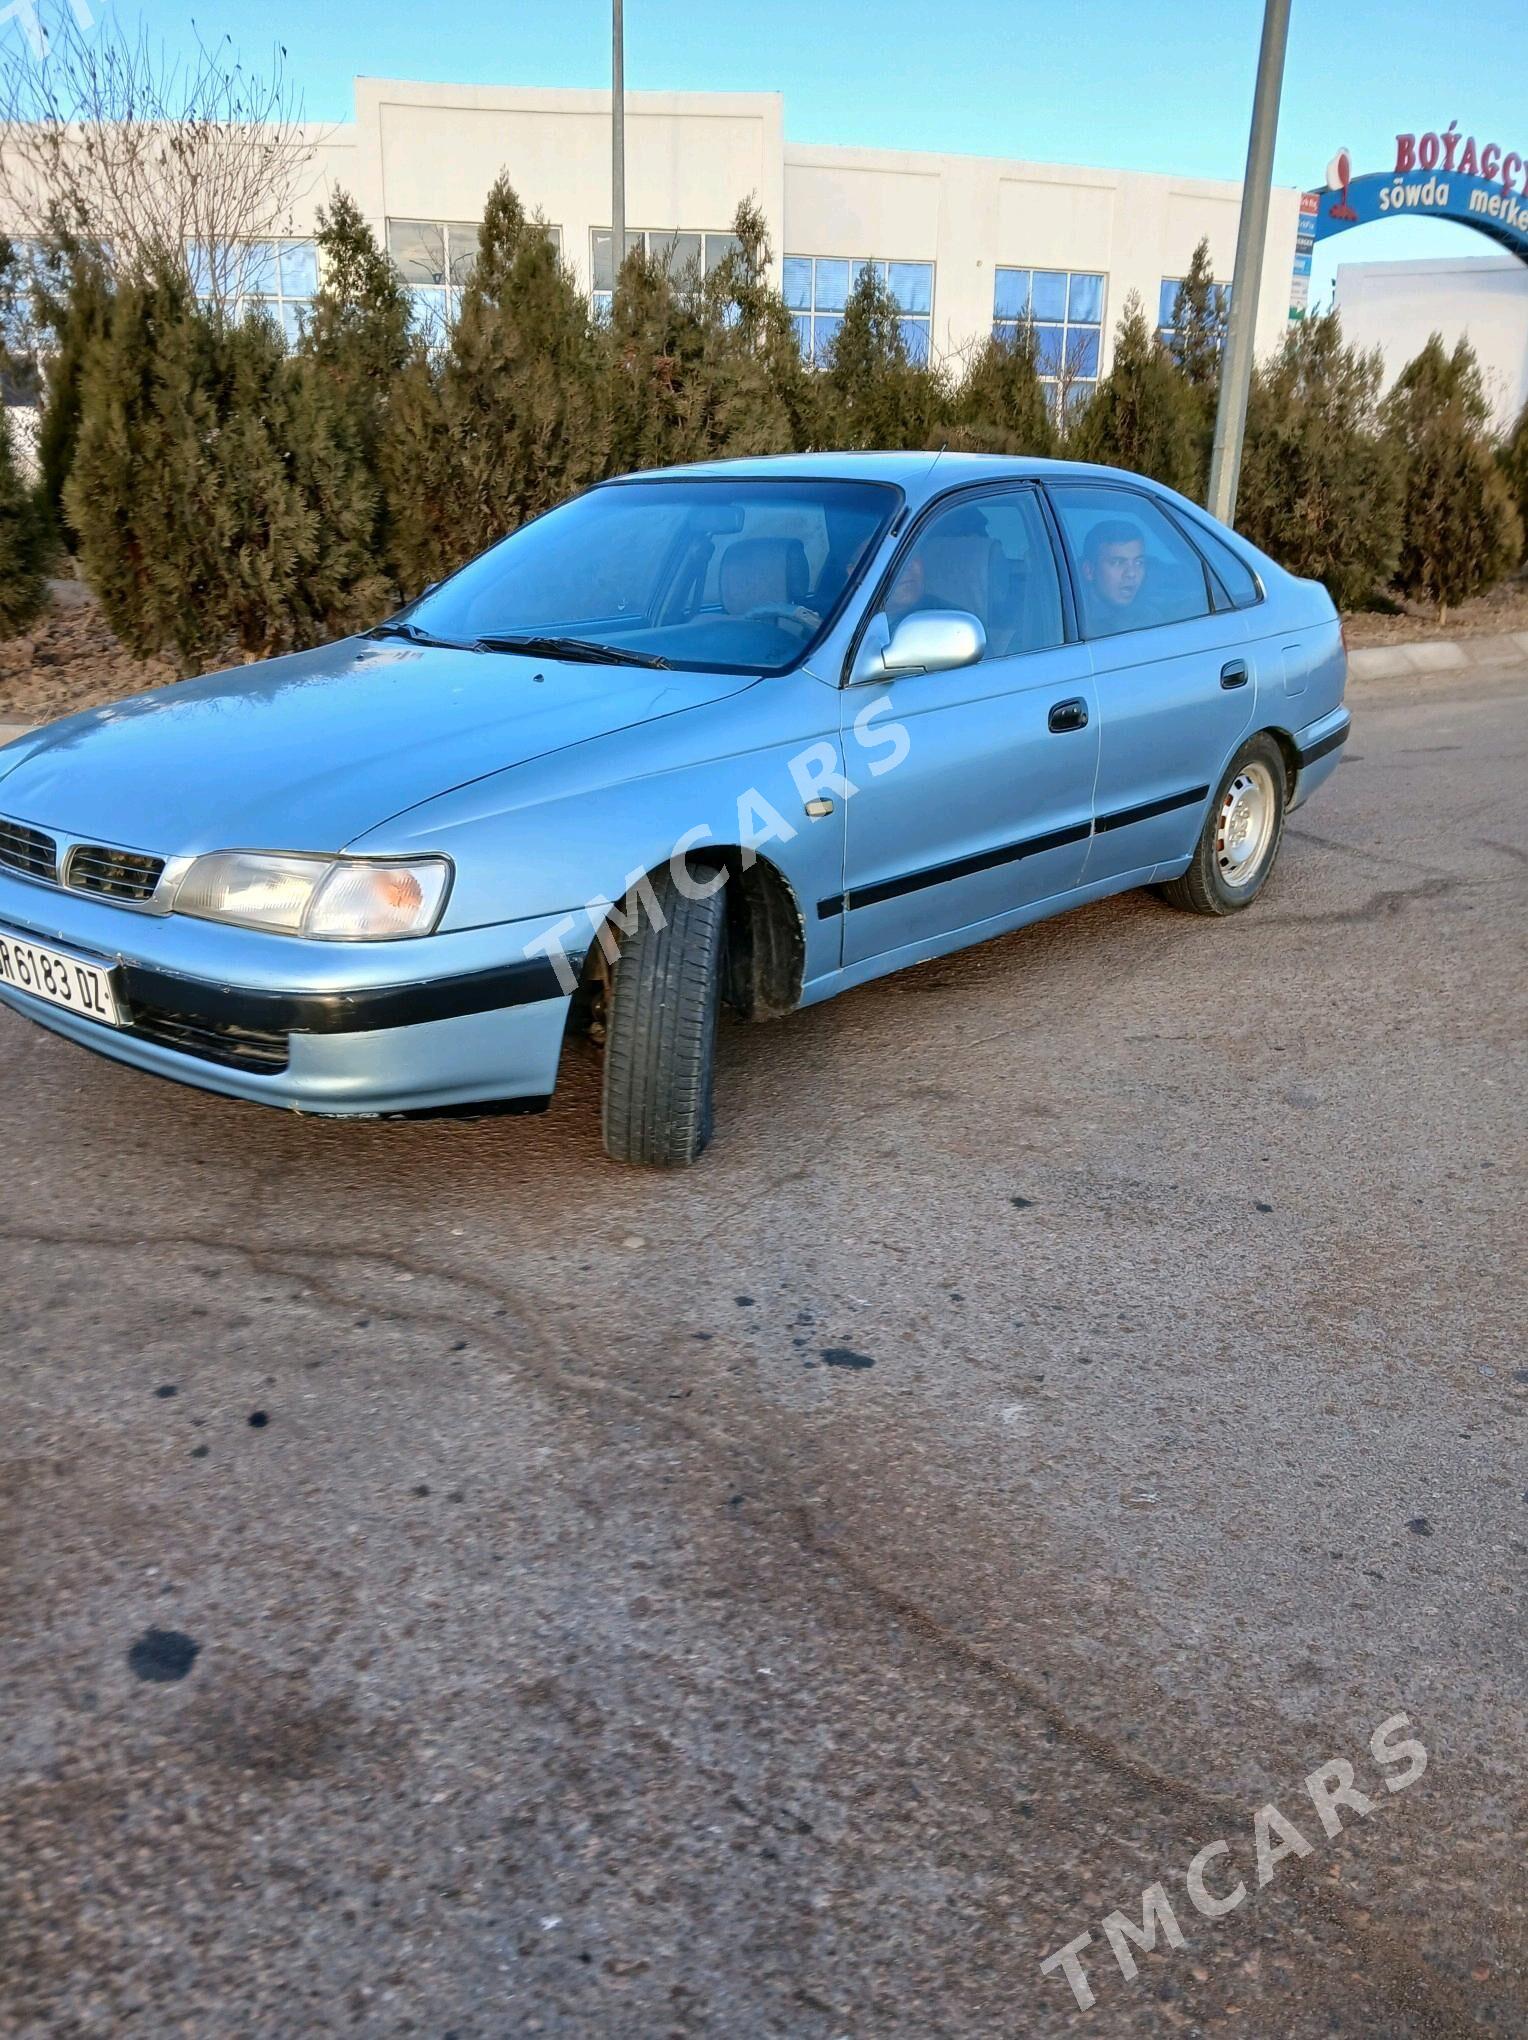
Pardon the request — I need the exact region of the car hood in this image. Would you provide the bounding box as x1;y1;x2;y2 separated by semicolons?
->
0;639;757;854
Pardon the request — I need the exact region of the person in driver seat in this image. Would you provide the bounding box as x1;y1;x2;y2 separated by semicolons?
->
884;506;996;633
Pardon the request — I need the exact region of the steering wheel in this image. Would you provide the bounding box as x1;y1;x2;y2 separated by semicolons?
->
739;602;818;638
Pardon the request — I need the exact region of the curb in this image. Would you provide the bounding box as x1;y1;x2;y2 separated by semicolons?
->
1344;629;1528;682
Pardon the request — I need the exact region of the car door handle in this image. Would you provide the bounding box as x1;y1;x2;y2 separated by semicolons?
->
1220;659;1249;689
1048;697;1089;733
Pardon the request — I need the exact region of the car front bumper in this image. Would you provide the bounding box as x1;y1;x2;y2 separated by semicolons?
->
0;864;577;1115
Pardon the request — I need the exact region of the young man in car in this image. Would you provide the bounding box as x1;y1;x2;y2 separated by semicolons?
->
1079;518;1151;630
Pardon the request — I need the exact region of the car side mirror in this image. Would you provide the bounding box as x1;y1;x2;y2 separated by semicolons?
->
853;609;986;683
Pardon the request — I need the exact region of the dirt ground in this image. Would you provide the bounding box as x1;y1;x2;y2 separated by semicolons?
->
3;575;1527;728
0;583;174;725
2;656;1524;2035
1341;574;1528;647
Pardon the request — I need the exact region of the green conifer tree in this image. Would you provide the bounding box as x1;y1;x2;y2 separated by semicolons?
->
604;243;715;472
303;192;413;392
818;264;951;448
0;236;51;635
1168;239;1226;392
0;408;50;637
1235;310;1402;610
66;265;212;663
1499;401;1528;565
700;198;814;454
1067;291;1201;495
435;175;604;562
300;190;413;610
603;239;763;473
1381;336;1521;615
68;266;390;669
950;319;1055;455
1165;238;1224;491
378;343;455;599
26;224;113;549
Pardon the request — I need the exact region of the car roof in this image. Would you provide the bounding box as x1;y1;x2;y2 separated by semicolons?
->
606;450;1186;510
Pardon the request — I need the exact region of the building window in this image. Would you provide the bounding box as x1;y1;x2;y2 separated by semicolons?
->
189;237;319;346
782;256;934;364
589;229;742;319
992;269;1104;412
1;237;44;395
1158;275;1231;357
386;220;563;340
388;220;481;342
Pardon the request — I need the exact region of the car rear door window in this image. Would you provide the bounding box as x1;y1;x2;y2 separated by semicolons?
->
1177;514;1263;610
1048;485;1212;639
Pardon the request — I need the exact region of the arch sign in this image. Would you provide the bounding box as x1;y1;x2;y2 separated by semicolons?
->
1290;125;1528;317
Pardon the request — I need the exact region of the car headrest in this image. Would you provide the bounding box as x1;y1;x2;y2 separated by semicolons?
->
917;533;1004;621
719;537;811;616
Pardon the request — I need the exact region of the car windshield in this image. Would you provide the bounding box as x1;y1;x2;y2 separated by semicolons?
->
405;477;899;675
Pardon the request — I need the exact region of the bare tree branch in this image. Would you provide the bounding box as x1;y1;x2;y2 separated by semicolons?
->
0;5;315;302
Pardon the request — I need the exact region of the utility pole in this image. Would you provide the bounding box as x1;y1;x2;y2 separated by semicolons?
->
612;0;626;289
1206;0;1293;525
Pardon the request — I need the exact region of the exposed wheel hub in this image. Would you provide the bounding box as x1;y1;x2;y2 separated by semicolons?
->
1215;763;1277;888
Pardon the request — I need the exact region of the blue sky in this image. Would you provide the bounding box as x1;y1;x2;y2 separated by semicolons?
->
101;0;1528;304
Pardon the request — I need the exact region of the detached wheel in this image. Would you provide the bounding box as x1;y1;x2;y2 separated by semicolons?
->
1158;733;1287;916
601;863;727;1167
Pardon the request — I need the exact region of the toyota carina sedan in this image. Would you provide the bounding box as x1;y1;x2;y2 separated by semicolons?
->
0;454;1349;1166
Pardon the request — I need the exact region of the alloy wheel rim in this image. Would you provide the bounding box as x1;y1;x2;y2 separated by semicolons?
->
1215;762;1277;888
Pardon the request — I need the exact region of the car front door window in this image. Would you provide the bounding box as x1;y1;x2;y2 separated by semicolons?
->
837;486;1094;968
873;489;1066;666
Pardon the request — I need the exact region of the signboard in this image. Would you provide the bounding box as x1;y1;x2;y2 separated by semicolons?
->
1288;191;1319;317
1292;127;1528;318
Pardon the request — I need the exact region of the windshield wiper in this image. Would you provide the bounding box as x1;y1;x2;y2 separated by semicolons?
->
366;620;472;650
473;633;670;670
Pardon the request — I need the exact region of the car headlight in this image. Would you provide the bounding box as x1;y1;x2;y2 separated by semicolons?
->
173;852;451;940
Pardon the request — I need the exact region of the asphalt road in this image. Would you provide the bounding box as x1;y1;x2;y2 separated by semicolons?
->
2;660;1524;2038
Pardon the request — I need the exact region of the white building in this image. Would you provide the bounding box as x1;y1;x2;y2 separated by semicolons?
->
1334;255;1528;432
235;77;1305;407
15;76;1523;428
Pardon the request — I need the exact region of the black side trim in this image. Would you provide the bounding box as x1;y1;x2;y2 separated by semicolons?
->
1094;784;1209;835
1297;722;1350;768
818;820;1091;918
117;953;568;1038
816;778;1213;919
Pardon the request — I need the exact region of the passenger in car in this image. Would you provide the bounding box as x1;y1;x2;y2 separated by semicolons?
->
1079;519;1150;630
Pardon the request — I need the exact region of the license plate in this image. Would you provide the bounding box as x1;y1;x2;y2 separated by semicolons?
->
0;928;122;1026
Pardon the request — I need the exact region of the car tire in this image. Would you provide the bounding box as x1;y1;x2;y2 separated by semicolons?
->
1157;733;1287;916
601;863;728;1167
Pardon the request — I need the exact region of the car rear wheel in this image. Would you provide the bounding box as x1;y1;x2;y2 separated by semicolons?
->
1158;733;1287;915
601;863;727;1167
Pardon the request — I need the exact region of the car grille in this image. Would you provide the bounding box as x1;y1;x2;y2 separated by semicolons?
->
67;843;167;903
0;817;59;884
127;1002;291;1074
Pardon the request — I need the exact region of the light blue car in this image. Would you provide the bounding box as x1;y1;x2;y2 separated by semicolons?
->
0;453;1349;1165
